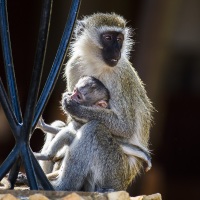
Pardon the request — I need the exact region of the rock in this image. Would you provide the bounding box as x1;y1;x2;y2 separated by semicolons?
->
130;193;162;200
107;191;130;200
62;193;84;200
0;190;162;200
143;193;162;200
29;194;49;200
0;194;19;200
130;195;144;200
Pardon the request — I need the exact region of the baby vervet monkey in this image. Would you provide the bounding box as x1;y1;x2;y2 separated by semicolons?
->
35;76;110;166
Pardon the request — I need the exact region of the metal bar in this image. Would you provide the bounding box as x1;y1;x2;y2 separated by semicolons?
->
0;0;22;123
0;79;19;137
22;0;53;141
0;145;19;180
7;157;21;189
33;0;81;128
20;144;38;190
29;149;54;190
20;0;53;189
0;0;81;190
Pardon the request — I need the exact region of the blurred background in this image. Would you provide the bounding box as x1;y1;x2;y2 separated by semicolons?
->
0;0;200;199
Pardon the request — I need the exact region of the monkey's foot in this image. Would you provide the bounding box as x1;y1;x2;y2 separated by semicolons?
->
46;171;59;180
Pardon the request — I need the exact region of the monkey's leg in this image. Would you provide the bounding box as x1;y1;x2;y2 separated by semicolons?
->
33;134;67;161
52;145;68;162
38;122;66;173
35;128;75;161
91;125;132;191
51;121;131;191
46;127;75;158
39;119;66;159
39;134;55;174
37;118;65;135
50;121;101;191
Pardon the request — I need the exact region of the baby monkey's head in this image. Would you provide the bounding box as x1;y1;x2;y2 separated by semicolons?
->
62;76;110;111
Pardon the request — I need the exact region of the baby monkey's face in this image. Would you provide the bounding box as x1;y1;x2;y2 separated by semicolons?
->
62;76;109;111
70;77;99;106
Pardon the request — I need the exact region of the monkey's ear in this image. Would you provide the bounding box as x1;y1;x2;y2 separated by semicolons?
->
95;100;108;108
74;20;86;38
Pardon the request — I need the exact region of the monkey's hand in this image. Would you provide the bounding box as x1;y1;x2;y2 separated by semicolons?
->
62;91;72;101
62;96;89;123
62;94;80;113
62;92;74;112
64;95;110;125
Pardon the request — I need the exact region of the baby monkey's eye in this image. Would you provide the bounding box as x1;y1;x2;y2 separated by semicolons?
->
77;94;81;100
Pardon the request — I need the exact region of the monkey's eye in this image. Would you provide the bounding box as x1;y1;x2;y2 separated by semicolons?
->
103;34;112;41
76;89;84;101
117;38;122;42
117;34;124;43
77;94;81;100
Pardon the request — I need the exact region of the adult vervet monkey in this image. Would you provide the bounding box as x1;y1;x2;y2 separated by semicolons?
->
49;13;153;191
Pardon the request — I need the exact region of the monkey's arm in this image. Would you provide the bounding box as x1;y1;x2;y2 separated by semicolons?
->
64;97;131;138
34;126;75;161
36;118;65;135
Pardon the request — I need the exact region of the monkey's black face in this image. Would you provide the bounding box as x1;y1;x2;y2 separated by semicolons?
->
101;31;124;67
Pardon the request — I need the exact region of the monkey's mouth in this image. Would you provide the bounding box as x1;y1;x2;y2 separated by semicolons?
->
108;59;118;66
111;59;118;62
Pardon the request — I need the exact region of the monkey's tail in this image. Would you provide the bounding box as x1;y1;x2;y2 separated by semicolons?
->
120;143;152;172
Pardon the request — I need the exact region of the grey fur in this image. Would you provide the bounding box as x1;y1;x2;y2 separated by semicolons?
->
49;13;153;191
36;76;110;173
